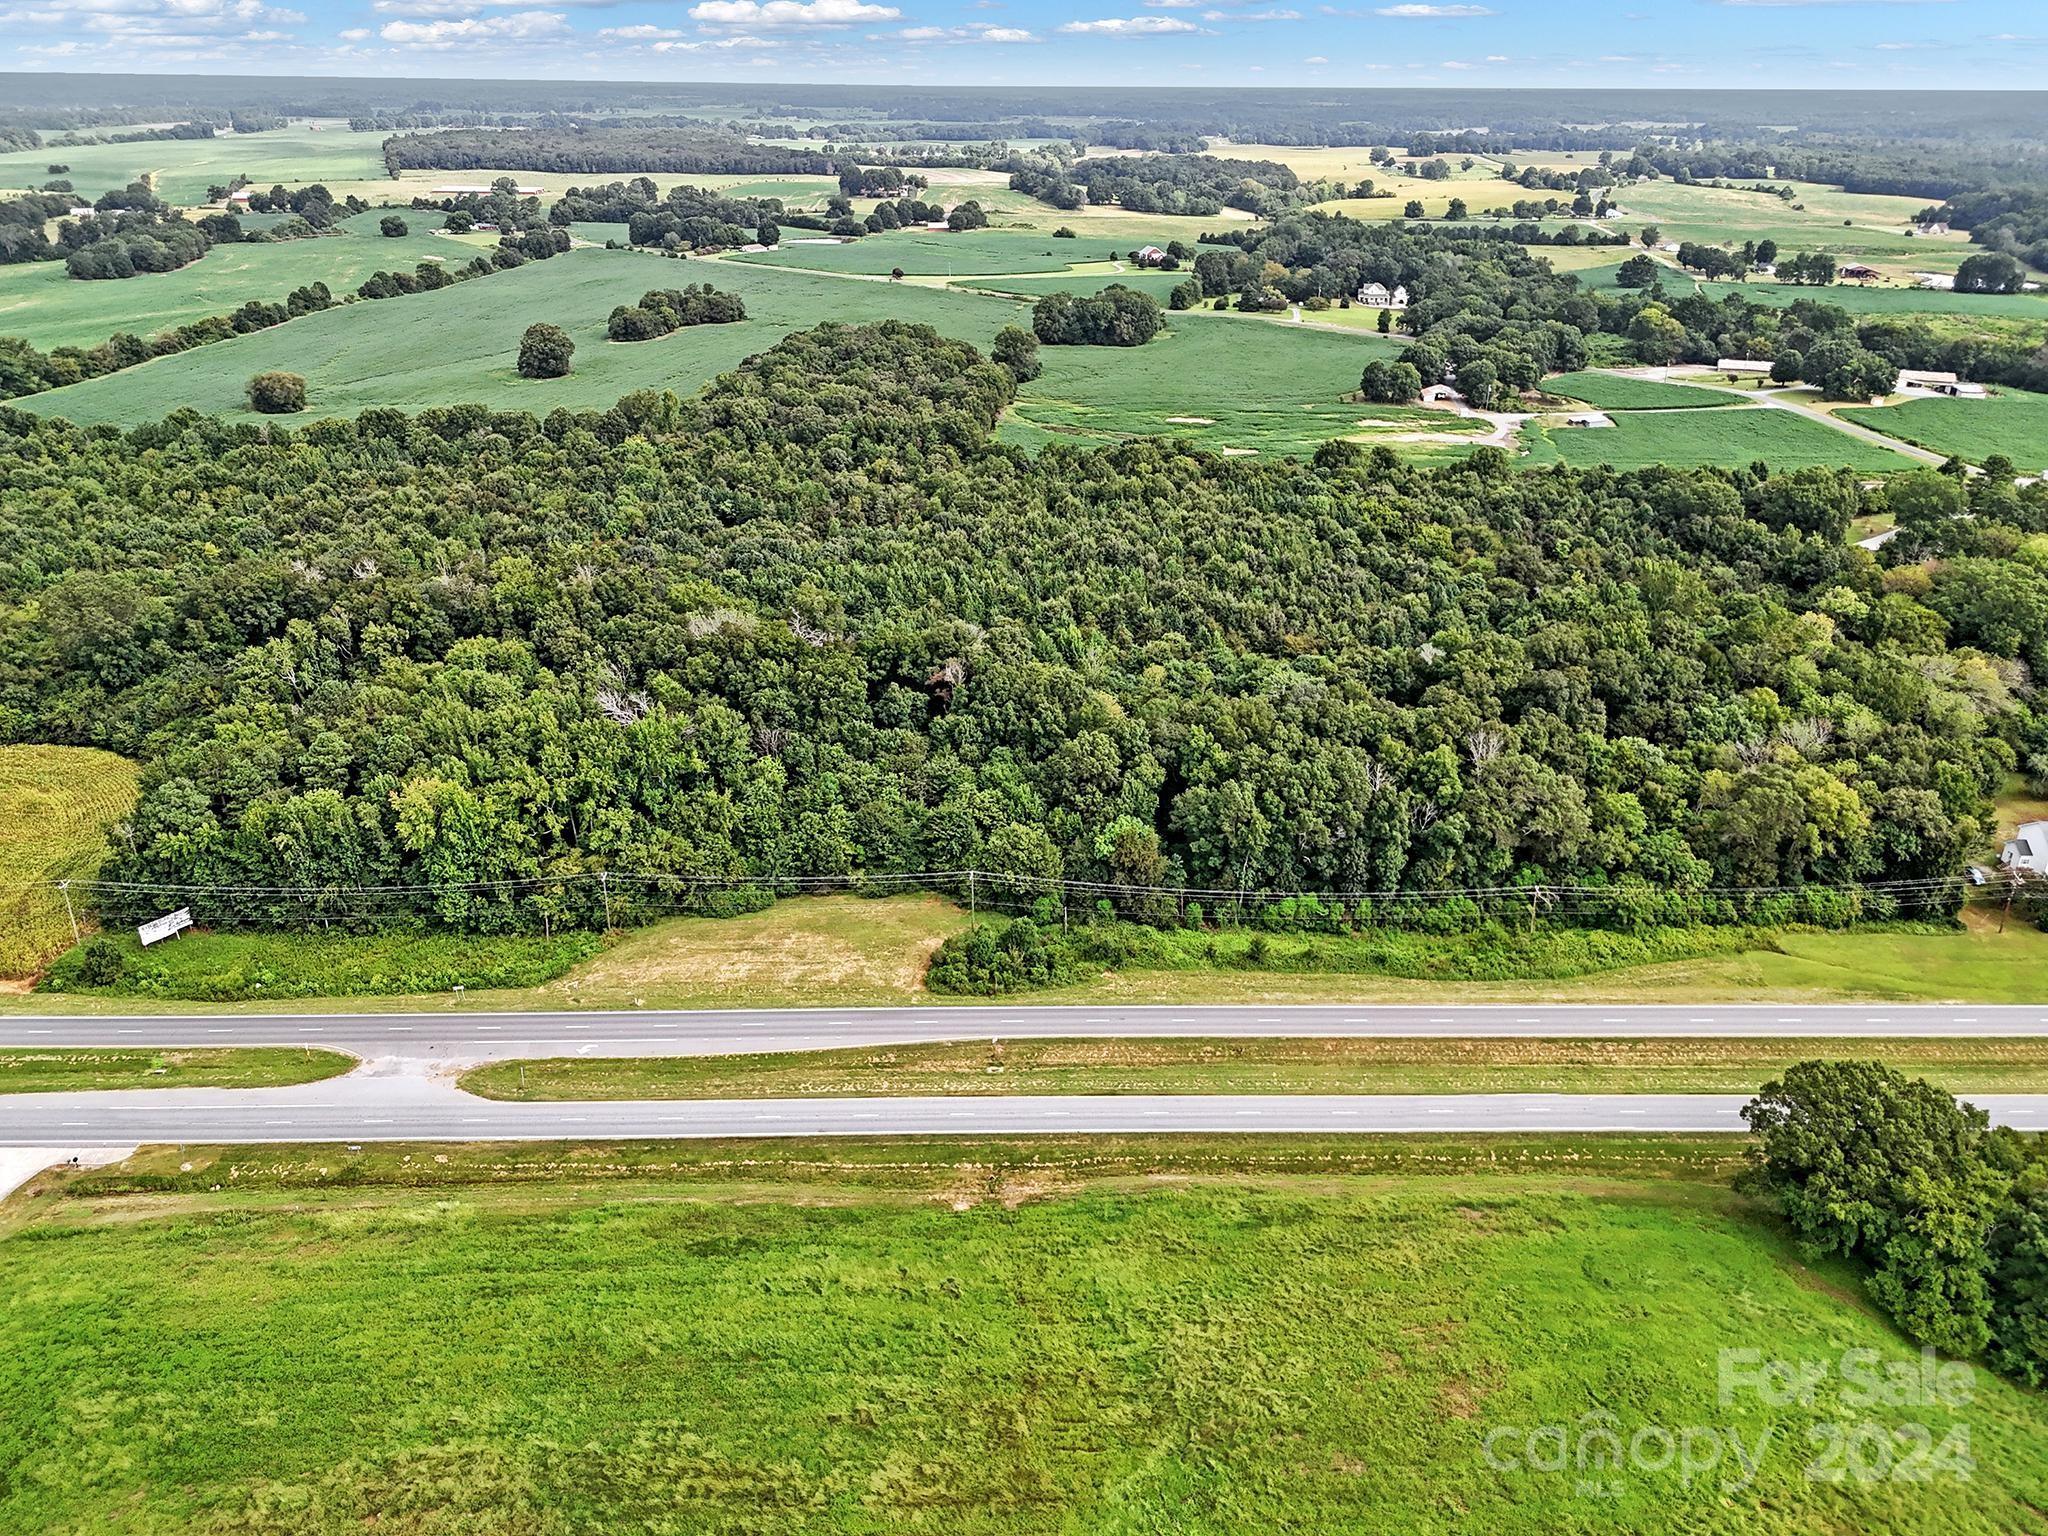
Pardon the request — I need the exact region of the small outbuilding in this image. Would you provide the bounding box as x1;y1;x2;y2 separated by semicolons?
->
1716;358;1774;377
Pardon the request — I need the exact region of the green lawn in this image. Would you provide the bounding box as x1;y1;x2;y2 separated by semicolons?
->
1839;387;2048;471
0;213;487;351
1002;308;1421;458
19;249;1031;424
7;1147;2045;1533
0;745;138;980
1543;371;1743;410
0;123;389;206
0;1047;353;1092
1521;404;1920;473
462;1035;2048;1101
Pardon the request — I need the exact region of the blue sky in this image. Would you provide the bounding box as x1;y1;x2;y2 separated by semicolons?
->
3;0;2045;87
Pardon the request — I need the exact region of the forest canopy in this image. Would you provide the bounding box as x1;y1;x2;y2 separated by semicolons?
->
3;322;2045;933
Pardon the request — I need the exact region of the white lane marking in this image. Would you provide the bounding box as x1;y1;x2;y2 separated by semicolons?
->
753;1114;783;1122
475;1025;502;1032
263;1120;294;1126
1618;1109;1647;1116
1426;1108;1453;1115
1235;1110;1263;1116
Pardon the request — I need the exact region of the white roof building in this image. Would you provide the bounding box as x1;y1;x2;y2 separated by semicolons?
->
1716;358;1774;375
2004;821;2048;877
1356;281;1409;308
1897;369;1960;391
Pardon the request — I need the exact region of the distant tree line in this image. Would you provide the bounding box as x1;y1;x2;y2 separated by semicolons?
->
1009;151;1302;218
382;125;837;179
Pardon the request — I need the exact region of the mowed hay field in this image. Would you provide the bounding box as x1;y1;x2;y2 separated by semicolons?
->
1543;371;1743;410
0;213;492;350
1521;404;1920;473
0;745;138;978
1001;309;1432;458
1840;387;2048;470
7;1154;2048;1534
730;229;1132;277
20;250;1030;424
0;122;388;206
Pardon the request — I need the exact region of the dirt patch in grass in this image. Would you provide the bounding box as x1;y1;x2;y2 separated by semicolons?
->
532;893;974;1009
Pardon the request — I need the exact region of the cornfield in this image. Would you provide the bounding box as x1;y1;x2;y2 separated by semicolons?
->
0;746;139;979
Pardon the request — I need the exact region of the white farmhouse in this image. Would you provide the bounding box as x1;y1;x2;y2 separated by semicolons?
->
1355;281;1409;308
2004;821;2048;877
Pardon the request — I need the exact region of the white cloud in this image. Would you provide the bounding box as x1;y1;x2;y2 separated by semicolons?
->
337;24;368;35
1302;51;1326;60
1057;13;1200;33
1205;5;1299;16
379;9;567;45
900;19;1034;39
599;21;679;35
1142;0;1199;5
1718;0;1952;6
650;30;774;47
688;0;897;27
1376;2;1492;13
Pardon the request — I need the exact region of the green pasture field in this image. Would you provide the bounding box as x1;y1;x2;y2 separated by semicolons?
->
0;745;138;979
1686;277;2048;322
1839;387;2048;471
6;1146;2046;1533
0;214;486;351
728;228;1152;276
954;268;1187;302
1543;371;1743;410
1521;404;1920;473
18;249;1031;424
1002;308;1422;457
0;122;388;206
1617;178;1971;275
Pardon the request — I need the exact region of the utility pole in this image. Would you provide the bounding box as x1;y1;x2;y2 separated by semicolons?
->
968;868;976;914
58;880;80;945
599;870;613;932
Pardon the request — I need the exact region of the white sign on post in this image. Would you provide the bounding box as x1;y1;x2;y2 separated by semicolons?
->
137;908;193;947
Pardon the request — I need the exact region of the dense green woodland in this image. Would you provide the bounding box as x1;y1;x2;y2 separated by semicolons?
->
3;321;2046;931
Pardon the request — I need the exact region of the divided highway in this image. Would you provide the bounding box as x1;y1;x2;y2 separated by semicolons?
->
3;1003;2045;1147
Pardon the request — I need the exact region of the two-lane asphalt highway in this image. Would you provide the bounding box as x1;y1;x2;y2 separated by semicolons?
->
0;1001;2042;1065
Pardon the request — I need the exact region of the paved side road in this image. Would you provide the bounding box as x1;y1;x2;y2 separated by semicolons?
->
5;1073;2048;1146
0;1002;2041;1066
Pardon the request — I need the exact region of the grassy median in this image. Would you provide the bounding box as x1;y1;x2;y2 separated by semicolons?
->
0;1047;356;1093
460;1036;2048;1102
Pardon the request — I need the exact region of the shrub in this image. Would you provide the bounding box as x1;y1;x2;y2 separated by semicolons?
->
379;214;408;238
76;935;130;987
517;322;575;379
926;918;1078;995
246;371;306;414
